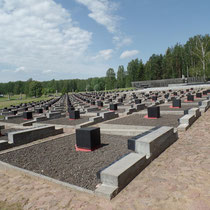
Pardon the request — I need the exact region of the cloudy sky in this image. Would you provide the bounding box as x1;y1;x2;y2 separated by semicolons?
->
0;0;209;82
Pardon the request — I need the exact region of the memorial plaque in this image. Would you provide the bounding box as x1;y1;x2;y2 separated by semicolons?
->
147;106;160;118
187;94;194;101
172;99;181;108
196;92;202;98
76;127;101;150
11;110;18;115
110;103;118;111
36;108;43;113
23;111;33;120
118;98;123;103
152;96;157;101
69;110;80;119
91;101;95;105
135;99;141;104
97;101;103;107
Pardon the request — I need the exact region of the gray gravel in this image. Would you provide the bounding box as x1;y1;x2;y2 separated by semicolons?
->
0;134;132;190
40;116;89;125
105;114;181;127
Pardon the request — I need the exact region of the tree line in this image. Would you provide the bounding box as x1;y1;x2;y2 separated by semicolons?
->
0;34;209;96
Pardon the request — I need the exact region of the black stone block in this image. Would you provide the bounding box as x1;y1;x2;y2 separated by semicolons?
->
68;106;75;112
187;95;194;101
164;94;169;99
135;99;141;104
11;110;17;115
152;96;157;101
202;91;207;95
76;127;101;150
110;103;118;111
69;110;80;119
118;98;123;103
91;101;95;105
172;99;181;108
23;111;33;120
147;106;160;118
196;93;202;98
36;108;43;113
97;101;103;107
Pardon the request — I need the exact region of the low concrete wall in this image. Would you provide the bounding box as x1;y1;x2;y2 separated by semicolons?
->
95;153;147;199
128;126;178;159
8;125;63;145
96;126;178;199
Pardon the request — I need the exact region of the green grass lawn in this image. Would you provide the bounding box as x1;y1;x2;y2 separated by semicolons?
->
0;95;53;109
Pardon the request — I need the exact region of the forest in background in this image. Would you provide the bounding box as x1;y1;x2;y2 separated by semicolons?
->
0;34;210;97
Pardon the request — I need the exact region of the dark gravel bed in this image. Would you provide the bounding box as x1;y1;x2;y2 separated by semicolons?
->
3;118;33;124
116;108;126;113
105;114;181;127
40;116;89;125
181;98;204;103
159;105;197;111
0;134;131;190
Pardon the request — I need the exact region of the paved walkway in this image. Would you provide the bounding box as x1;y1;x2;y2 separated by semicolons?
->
0;110;210;210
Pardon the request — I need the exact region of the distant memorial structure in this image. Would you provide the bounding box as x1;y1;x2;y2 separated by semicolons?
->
132;76;205;88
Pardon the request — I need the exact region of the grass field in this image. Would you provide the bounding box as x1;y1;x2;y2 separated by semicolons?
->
0;95;53;109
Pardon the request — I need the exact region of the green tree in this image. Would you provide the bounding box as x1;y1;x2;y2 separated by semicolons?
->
105;68;116;90
117;65;126;88
29;81;43;97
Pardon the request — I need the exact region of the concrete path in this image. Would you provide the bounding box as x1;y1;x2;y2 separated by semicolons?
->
0;110;210;210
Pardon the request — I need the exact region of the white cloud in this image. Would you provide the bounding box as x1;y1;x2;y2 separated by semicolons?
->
92;49;113;60
42;69;53;74
113;36;132;48
75;0;132;48
0;0;92;80
75;0;119;33
120;50;139;59
14;66;26;73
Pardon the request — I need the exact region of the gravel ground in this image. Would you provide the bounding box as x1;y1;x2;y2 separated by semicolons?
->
181;98;205;103
159;104;197;111
40;116;89;125
2;118;33;124
116;108;126;113
0;134;131;190
105;114;180;127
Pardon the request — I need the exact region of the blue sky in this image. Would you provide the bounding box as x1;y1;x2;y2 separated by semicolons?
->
0;0;209;82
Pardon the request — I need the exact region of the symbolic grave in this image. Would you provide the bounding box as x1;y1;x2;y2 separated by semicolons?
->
76;127;101;151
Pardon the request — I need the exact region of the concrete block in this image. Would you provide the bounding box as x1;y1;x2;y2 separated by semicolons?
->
95;184;118;200
34;116;47;122
46;112;61;119
100;153;147;190
99;111;118;121
8;126;63;145
177;124;189;131
128;126;178;159
188;108;201;118
89;116;103;123
0;140;11;151
179;114;195;126
5;114;22;120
